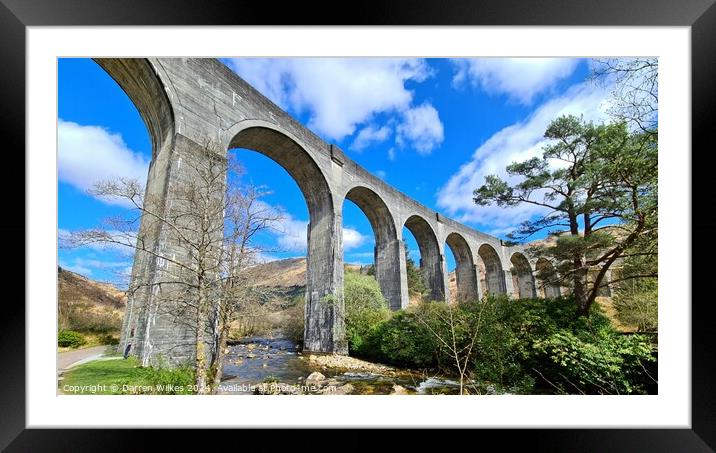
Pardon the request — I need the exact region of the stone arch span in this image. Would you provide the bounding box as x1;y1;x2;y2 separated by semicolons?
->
93;58;176;160
510;252;536;299
95;58;555;365
404;215;445;301
535;258;562;298
228;124;342;353
478;243;506;296
445;232;479;302
343;185;403;310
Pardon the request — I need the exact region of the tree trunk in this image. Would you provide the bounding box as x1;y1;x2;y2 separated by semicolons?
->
208;311;230;394
195;277;210;395
574;265;590;317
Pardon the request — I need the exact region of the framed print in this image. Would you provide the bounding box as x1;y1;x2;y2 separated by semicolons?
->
2;0;715;450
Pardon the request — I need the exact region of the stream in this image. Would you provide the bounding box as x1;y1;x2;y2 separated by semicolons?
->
217;336;465;395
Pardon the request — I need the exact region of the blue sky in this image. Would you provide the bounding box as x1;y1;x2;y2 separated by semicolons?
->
58;57;615;285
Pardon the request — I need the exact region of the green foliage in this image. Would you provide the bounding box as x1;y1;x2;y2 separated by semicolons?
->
344;271;391;355
143;358;196;394
58;329;86;348
613;283;657;333
372;310;436;367
357;294;656;394
405;251;428;297
472;295;656;394
530;325;655;394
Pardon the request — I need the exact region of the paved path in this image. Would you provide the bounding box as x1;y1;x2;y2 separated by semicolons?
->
58;345;108;371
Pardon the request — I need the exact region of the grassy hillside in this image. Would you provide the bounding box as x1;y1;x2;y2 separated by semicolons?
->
58;267;126;345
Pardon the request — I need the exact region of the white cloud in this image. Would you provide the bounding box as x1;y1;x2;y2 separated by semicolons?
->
374;170;387;180
436;80;612;234
58;120;150;206
343;228;368;250
224;58;432;142
451;58;580;104
387;147;396;161
72;258;130;269
351;125;392;151
396;103;445;155
264;203;368;253
274;216;310;253
60;261;93;276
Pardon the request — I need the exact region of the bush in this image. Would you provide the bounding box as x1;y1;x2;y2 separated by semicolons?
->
373;310;436;368
613;281;658;332
282;295;305;344
363;294;656;394
343;271;391;356
99;333;120;345
470;295;656;394
143;358;195;394
58;330;86;348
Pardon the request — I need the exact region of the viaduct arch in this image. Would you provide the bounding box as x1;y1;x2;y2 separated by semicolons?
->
96;58;569;365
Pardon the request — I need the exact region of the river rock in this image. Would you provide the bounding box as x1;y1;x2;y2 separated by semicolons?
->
391;384;409;395
305;371;326;385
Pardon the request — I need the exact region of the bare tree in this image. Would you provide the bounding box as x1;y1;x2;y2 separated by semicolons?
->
207;183;281;391
64;140;281;394
591;58;658;134
413;301;487;395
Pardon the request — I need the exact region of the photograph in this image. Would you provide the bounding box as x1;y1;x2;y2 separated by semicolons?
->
56;56;659;397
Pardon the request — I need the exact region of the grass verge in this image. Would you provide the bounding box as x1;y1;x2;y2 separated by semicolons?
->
60;357;195;395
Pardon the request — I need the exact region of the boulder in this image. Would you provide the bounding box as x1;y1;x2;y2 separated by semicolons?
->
305;371;326;385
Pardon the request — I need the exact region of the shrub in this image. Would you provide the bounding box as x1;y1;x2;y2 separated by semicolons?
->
343;271;391;356
143;360;195;394
282;295;305;344
613;281;658;332
373;310;435;368
405;254;428;297
58;329;86;348
99;334;120;345
468;295;656;394
366;294;656;394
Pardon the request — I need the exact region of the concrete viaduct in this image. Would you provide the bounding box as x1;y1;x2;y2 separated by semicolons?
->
98;58;564;366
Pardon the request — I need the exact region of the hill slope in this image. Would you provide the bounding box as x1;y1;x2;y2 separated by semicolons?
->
58;267;126;334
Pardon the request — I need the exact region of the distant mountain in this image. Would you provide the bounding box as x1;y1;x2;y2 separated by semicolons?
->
245;257;365;288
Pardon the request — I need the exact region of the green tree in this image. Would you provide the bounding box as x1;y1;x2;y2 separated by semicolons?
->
404;243;428;297
474;115;657;316
343;270;390;355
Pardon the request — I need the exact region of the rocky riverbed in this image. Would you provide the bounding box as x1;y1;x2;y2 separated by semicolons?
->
217;335;465;395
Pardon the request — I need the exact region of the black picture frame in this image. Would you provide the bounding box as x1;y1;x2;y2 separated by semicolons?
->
2;0;713;450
